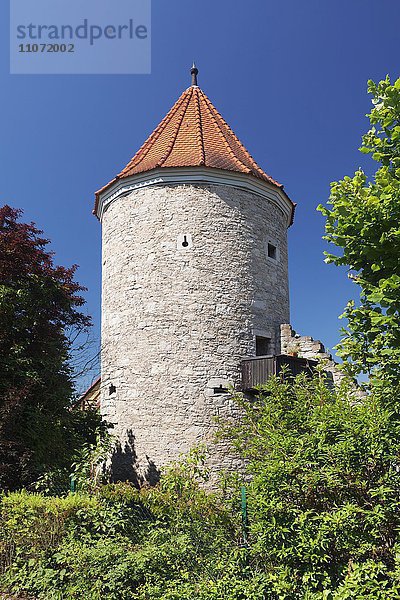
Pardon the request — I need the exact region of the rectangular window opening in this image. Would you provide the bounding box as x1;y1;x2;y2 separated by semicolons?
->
213;386;228;395
256;336;271;357
267;243;277;260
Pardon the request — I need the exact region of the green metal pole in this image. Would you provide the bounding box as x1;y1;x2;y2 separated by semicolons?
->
70;475;76;493
241;485;248;546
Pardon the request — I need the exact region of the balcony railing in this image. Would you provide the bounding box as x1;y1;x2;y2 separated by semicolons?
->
241;354;318;391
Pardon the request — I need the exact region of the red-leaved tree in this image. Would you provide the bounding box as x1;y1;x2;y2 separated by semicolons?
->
0;206;91;490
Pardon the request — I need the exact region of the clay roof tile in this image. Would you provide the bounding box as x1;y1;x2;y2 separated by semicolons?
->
94;85;295;221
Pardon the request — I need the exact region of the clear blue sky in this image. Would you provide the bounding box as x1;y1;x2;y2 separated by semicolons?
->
1;0;399;389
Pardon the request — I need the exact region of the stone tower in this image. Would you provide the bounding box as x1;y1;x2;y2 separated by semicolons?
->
94;66;295;482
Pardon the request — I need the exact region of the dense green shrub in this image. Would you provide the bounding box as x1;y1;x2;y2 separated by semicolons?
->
0;452;247;600
3;375;400;599
220;372;400;598
3;373;400;598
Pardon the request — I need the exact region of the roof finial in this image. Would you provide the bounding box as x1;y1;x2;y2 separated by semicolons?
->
190;62;198;87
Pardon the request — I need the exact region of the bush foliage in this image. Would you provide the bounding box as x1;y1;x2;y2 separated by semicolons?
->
0;451;248;599
2;375;400;599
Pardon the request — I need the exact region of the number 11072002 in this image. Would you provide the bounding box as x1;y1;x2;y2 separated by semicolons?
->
18;43;75;53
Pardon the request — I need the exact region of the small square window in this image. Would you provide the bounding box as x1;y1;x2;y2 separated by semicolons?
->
267;243;277;260
256;336;271;356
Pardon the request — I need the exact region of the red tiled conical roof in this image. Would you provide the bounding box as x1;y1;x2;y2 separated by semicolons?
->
118;85;282;184
95;84;293;217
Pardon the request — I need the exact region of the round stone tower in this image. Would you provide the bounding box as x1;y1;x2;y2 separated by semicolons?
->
94;66;295;483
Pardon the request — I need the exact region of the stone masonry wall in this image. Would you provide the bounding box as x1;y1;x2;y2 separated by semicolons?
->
101;182;290;483
280;323;346;386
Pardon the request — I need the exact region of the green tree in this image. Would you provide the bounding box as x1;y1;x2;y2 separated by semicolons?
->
318;76;400;383
220;373;400;598
0;206;92;490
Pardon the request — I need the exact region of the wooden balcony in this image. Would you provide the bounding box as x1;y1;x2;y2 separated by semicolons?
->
241;354;318;392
